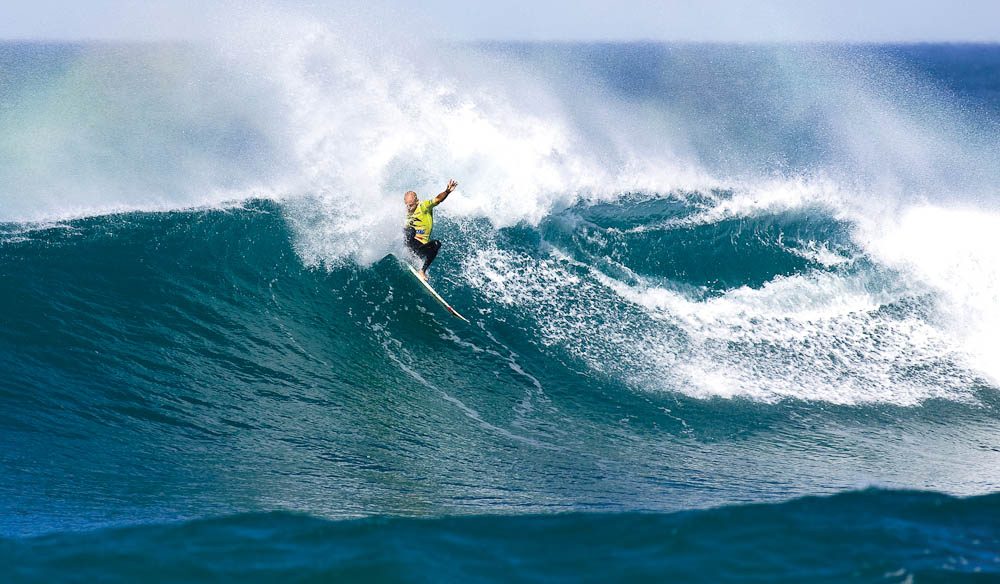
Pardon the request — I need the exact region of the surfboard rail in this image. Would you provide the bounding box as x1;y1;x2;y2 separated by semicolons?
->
404;263;470;323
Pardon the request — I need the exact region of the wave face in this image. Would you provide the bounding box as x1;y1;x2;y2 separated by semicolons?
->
2;28;1000;580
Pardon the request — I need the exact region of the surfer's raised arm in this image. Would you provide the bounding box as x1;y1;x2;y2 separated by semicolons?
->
433;179;458;205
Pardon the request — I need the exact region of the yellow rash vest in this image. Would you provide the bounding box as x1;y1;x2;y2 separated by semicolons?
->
406;199;439;244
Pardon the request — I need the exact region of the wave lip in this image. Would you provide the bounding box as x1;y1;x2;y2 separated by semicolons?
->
3;489;998;583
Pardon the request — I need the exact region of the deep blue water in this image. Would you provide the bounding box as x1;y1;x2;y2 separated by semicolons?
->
5;491;999;583
2;37;1000;581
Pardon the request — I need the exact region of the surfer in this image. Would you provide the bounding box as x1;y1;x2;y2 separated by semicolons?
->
404;179;457;281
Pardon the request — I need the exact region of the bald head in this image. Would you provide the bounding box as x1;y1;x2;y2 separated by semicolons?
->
404;191;418;212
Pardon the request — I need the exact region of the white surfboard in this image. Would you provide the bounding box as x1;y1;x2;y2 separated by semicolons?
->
404;263;470;323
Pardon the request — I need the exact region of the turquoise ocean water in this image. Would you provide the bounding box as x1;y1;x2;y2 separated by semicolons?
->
2;32;1000;581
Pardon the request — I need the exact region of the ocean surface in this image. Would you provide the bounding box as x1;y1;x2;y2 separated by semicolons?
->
2;20;1000;582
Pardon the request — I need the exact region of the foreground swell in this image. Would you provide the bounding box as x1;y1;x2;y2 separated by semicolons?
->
4;490;998;583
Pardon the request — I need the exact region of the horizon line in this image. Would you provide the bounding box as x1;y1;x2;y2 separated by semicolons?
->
2;36;999;46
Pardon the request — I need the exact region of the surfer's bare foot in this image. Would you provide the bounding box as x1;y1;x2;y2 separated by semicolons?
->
418;270;428;281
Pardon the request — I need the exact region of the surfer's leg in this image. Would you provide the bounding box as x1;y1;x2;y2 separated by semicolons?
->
420;240;441;272
405;234;426;269
404;229;421;253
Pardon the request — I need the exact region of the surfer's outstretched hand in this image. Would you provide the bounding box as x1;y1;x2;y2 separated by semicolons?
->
434;179;458;205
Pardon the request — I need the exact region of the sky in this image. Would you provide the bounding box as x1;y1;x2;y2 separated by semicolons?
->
1;0;999;42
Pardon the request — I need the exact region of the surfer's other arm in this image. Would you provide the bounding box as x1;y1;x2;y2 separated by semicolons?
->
433;179;458;205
